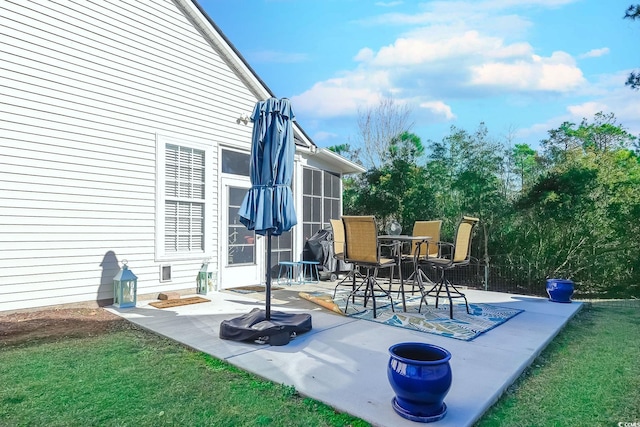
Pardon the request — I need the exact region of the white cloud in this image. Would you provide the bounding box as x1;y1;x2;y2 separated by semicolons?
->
517;82;640;148
368;30;510;66
354;47;375;62
312;131;339;141
292;0;597;137
578;48;610;59
419;101;456;120
290;72;385;118
567;101;608;118
470;51;585;91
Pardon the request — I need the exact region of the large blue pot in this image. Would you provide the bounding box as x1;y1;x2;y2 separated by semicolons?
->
387;342;452;423
546;279;574;303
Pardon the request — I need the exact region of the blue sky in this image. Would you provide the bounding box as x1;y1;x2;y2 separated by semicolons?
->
202;0;639;152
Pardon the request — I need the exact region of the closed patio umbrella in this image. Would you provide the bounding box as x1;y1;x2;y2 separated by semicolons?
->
238;97;297;319
220;98;311;345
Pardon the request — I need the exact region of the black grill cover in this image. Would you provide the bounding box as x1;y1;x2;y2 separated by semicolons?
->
303;228;351;280
303;229;336;279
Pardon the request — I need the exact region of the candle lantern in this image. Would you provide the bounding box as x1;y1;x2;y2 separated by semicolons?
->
113;260;138;308
197;261;214;295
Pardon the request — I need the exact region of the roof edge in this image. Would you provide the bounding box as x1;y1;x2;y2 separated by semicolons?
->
314;148;366;175
178;0;315;149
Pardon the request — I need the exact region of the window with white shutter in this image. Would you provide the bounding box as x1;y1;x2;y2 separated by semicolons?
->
156;135;212;260
164;145;205;253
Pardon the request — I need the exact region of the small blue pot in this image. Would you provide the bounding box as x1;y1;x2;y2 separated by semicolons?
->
546;279;574;303
388;342;452;423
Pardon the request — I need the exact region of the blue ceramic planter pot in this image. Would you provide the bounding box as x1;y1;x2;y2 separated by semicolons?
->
546;279;574;303
387;342;452;423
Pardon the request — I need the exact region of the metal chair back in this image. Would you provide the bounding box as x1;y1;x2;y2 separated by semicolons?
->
329;218;345;257
342;216;378;264
453;216;479;264
412;220;442;258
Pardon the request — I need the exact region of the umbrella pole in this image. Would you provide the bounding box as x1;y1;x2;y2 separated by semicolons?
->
266;230;272;320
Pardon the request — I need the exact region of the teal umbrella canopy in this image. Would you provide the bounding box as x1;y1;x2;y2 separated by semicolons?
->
238;98;297;236
238;98;298;319
219;98;312;337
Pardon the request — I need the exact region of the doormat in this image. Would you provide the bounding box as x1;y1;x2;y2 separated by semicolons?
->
149;296;210;309
299;290;523;341
228;285;284;294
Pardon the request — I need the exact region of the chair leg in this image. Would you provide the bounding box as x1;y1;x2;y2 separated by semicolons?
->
333;266;365;300
419;267;444;312
421;267;469;319
445;281;470;316
344;273;368;314
367;275;394;319
347;268;394;319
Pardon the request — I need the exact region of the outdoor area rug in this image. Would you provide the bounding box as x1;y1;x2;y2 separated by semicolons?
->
149;296;210;309
228;285;284;294
299;290;524;341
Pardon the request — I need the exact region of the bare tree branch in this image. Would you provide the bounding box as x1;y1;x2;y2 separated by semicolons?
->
355;98;414;168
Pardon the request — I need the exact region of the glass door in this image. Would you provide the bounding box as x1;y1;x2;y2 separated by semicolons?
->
220;177;262;288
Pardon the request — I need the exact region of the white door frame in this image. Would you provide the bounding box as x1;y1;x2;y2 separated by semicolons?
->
219;176;263;288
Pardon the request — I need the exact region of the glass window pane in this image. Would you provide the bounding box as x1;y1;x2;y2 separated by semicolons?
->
331;173;341;197
324;174;331;197
303;196;312;221
279;231;292;249
312;198;321;221
303;168;312;194
312;170;322;195
222;149;250;176
331;199;340;219
229;187;247;206
228;207;240;224
303;224;313;241
323;202;331;224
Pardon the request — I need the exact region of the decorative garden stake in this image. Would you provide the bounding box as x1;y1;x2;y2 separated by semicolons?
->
546;278;574;303
197;261;214;295
388;342;452;423
113;260;137;308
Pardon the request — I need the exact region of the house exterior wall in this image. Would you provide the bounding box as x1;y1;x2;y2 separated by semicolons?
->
0;0;262;311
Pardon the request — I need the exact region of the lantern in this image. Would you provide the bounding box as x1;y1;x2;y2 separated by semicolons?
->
113;260;137;308
197;261;214;295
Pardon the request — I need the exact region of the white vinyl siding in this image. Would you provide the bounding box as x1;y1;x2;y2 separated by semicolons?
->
0;0;257;311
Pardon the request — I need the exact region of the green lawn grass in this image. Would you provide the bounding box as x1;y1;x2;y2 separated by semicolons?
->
476;303;640;426
1;303;637;427
0;326;369;427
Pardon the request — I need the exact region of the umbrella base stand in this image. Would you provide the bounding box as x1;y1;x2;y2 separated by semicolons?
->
219;308;312;346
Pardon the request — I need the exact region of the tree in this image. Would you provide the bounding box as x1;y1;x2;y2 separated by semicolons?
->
343;132;428;231
354;98;414;168
624;4;640;90
511;117;640;297
541;121;581;164
426;123;508;266
542;112;636;165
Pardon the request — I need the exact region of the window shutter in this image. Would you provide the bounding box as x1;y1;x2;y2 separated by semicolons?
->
164;144;205;253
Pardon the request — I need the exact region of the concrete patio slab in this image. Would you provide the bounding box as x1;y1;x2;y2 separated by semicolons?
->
106;283;582;427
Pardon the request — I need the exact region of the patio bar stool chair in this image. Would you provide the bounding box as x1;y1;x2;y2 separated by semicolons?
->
330;218;363;298
399;220;442;297
421;216;479;319
342;215;395;318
